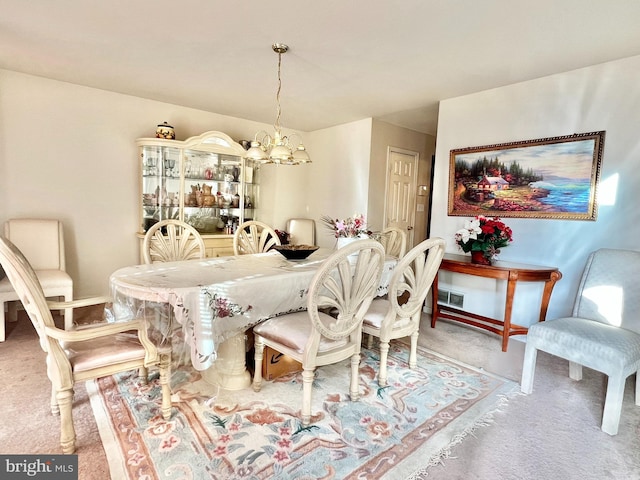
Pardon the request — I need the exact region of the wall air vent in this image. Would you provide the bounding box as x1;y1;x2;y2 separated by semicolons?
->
437;288;464;309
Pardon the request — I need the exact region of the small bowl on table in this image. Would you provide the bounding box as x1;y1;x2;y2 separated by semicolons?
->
273;245;319;260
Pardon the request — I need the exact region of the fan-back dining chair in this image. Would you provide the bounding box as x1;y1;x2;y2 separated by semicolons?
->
252;239;385;424
142;219;206;264
362;237;445;386
286;218;316;245
0;236;172;453
379;226;407;259
521;248;640;435
0;219;73;341
233;220;281;255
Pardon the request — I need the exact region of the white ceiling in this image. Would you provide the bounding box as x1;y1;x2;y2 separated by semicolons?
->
2;1;640;136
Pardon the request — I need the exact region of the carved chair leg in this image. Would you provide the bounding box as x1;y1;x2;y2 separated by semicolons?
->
350;353;361;401
378;341;390;387
409;331;419;369
301;368;315;425
252;338;265;392
56;388;76;454
138;366;149;385
50;385;60;415
159;351;172;420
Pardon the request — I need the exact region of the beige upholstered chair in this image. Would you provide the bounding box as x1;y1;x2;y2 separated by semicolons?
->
379;226;407;259
142;219;206;264
286;218;316;245
233;220;281;255
252;239;385;424
362;237;445;386
0;219;73;340
0;236;172;453
521;248;640;435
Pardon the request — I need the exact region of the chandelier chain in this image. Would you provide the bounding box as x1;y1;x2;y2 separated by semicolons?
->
244;42;310;164
275;50;282;133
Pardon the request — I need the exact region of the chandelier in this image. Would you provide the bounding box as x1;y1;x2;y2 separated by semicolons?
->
244;44;311;165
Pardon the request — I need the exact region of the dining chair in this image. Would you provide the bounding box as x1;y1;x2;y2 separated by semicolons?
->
0;218;73;341
0;236;172;453
142;219;206;264
521;248;640;435
233;220;281;255
142;218;205;364
362;237;445;386
286;218;316;245
252;239;385;424
379;226;407;259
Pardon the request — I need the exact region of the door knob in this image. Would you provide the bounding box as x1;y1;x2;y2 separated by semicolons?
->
407;226;413;231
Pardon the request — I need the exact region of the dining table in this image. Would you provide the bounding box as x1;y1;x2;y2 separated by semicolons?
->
109;248;397;390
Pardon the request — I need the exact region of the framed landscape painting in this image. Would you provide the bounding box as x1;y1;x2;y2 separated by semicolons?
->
447;131;605;220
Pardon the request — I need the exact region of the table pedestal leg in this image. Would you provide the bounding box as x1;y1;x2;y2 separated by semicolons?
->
202;332;251;390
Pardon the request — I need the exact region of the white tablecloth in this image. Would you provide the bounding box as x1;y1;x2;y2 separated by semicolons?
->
110;249;396;371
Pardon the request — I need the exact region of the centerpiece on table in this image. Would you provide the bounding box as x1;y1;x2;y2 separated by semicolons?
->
454;215;513;265
320;213;371;250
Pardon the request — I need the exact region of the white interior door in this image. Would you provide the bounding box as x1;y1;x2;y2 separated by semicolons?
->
385;147;419;247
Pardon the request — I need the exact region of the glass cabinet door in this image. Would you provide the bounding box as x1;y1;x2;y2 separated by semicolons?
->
183;150;242;234
138;131;256;239
141;144;181;232
241;160;258;226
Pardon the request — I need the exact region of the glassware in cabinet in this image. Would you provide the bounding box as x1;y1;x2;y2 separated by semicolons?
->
140;144;181;232
137;131;258;258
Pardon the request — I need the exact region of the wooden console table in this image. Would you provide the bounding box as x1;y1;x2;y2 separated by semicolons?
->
431;253;562;352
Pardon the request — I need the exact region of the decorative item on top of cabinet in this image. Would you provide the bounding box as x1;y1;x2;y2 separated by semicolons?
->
156;121;175;139
137;131;260;260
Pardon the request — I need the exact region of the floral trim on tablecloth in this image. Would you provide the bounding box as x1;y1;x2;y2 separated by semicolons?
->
204;290;253;319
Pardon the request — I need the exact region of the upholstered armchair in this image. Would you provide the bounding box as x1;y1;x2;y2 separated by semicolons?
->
0;219;73;340
0;236;172;453
521;248;640;435
286;218;316;245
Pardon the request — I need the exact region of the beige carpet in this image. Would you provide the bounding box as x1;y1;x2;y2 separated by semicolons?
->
1;307;639;479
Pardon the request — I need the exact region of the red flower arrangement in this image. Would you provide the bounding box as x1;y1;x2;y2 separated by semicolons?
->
454;215;513;259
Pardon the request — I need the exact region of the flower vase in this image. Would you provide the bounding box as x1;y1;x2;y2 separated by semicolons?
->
336;237;361;261
471;251;492;265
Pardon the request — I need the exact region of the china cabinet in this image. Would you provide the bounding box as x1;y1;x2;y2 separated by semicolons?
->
137;131;258;258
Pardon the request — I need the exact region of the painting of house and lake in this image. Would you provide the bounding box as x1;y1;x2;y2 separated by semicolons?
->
448;131;605;220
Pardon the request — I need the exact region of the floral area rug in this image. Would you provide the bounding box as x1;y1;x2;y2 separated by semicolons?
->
87;341;519;479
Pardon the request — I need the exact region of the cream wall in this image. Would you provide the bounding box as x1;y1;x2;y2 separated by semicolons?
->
0;69;288;296
304;119;373;248
369;120;435;247
0;70;425;297
260;118;375;248
430;55;640;328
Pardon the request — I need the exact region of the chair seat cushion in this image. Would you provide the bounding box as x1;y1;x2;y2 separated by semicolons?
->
64;332;146;373
362;298;411;330
0;269;72;294
528;317;640;374
254;312;348;355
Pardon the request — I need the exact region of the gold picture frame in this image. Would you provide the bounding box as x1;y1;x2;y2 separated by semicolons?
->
448;131;605;220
